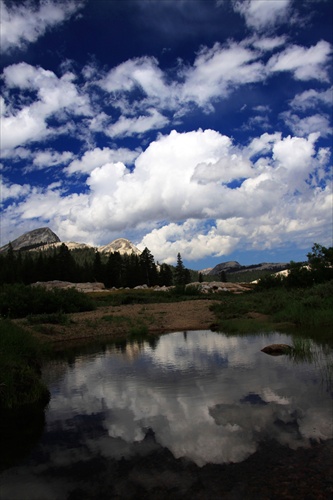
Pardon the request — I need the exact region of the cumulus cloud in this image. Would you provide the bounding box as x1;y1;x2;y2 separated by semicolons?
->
289;86;333;110
0;0;83;53
1;37;331;153
29;150;75;171
107;108;169;138
182;42;265;107
1;15;332;261
267;40;332;81
101;56;163;94
281;112;332;138
139;221;240;264
252;36;286;51
98;37;310;118
0;178;31;202
2;128;331;261
233;0;291;31
65;147;141;176
1;63;91;150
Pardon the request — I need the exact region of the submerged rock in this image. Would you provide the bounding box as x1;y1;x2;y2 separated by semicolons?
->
261;344;292;355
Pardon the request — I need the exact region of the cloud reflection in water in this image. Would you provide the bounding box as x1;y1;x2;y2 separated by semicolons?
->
44;330;332;466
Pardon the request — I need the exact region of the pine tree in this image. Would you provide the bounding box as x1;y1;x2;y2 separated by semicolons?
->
55;243;76;281
140;248;158;286
93;251;104;283
159;263;173;286
174;252;185;286
220;270;227;283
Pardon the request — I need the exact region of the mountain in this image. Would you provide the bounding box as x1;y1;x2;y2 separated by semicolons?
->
199;267;213;275
0;228;141;257
208;261;288;276
98;238;141;255
0;227;60;253
208;261;242;275
37;241;94;251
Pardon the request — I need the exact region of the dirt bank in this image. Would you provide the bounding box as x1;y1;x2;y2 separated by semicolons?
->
22;300;219;344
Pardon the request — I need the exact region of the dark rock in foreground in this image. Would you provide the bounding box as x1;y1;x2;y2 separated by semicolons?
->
261;344;292;355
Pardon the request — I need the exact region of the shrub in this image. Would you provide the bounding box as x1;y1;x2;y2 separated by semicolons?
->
0;320;50;409
0;284;95;318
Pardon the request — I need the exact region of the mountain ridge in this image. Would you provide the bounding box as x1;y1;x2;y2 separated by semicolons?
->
206;260;288;275
0;227;289;272
0;227;60;253
0;227;142;256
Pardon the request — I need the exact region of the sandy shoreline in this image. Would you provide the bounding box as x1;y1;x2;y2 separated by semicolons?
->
18;299;219;344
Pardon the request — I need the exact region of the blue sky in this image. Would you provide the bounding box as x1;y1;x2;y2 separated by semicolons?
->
0;0;332;270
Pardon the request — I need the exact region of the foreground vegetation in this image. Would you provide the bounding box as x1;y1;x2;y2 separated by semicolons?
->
0;283;96;318
210;280;333;344
0;320;50;410
210;244;333;342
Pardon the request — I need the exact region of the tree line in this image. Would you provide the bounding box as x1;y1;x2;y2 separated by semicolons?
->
257;243;333;289
0;243;192;289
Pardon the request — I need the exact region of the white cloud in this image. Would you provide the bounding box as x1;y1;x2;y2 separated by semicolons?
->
233;0;291;31
139;221;240;264
65;147;141;176
1;38;324;155
0;0;83;53
0;179;31;202
107;108;169;138
272;133;320;190
100;56;173;107
3;128;331;262
267;40;332;81
182;42;265;106
246;132;282;158
289;86;333;110
281;112;331;138
0;106;49;151
1;63;92;150
98;38;284;116
252;36;286;51
32;150;74;168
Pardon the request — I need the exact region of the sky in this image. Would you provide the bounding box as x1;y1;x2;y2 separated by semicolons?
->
0;0;332;270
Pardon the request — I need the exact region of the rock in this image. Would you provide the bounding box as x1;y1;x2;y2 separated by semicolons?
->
31;281;106;292
261;344;292;355
185;281;252;294
0;227;60;253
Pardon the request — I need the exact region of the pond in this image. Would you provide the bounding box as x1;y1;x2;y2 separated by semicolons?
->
0;330;332;499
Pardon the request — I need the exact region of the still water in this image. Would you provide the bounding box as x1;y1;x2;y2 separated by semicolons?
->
1;330;332;499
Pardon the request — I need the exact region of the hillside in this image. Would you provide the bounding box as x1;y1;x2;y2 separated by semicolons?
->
1;227;288;276
0;228;141;256
0;227;60;253
206;261;288;276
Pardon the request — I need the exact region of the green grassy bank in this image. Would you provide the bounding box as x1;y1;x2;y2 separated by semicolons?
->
0;320;50;410
210;280;333;344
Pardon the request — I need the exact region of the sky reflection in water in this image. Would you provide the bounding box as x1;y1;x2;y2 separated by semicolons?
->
44;330;332;465
1;330;332;499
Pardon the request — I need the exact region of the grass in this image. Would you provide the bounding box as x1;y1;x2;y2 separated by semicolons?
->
0;320;50;410
0;283;96;318
102;314;132;325
102;312;155;334
210;280;333;344
26;311;71;325
289;337;313;363
89;287;214;307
